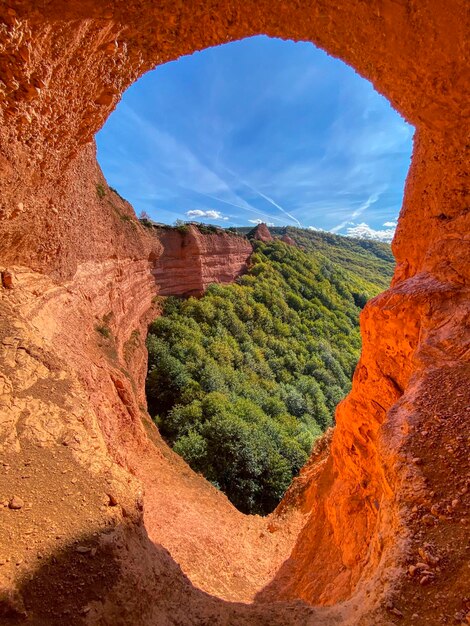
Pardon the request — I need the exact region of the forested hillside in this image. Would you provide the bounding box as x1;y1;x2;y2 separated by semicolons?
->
146;231;395;514
235;225;395;290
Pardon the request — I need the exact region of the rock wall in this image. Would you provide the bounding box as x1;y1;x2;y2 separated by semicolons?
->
152;226;252;296
0;1;468;625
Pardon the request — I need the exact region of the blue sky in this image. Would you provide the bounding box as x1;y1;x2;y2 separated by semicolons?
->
96;36;413;242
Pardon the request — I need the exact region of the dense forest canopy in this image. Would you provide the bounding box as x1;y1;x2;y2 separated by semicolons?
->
146;229;394;514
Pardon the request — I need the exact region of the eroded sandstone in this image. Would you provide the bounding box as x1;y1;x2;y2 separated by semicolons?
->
250;223;274;242
152;225;252;296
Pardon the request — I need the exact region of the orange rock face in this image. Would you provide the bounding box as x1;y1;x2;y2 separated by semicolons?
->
0;1;468;625
152;226;252;296
281;234;296;246
250;223;274;242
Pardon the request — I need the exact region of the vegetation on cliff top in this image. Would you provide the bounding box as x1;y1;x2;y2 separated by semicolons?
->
146;230;394;514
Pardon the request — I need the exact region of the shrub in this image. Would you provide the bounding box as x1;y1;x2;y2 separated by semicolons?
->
96;183;106;199
95;324;111;339
174;219;189;234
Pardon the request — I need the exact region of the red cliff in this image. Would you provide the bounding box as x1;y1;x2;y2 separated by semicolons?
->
152;225;252;296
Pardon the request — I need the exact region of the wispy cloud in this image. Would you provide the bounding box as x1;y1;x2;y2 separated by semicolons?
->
96;36;412;232
330;190;383;233
110;105;263;218
186;209;229;221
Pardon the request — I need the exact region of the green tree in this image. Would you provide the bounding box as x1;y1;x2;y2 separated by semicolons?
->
146;230;393;514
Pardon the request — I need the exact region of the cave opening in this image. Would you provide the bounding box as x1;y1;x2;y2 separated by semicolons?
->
96;35;412;516
1;2;466;621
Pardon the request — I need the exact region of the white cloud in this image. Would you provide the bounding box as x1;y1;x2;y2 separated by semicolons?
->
383;220;397;227
306;226;326;232
248;219;274;226
186;209;229;221
345;222;396;243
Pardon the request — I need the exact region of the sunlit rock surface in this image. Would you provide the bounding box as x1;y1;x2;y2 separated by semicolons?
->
152;225;252;297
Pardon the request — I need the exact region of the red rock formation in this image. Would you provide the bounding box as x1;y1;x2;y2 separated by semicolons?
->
152;225;252;296
0;1;468;625
281;233;296;246
250;223;274;242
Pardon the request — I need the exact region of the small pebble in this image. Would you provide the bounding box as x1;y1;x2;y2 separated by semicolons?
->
8;496;24;510
415;562;428;570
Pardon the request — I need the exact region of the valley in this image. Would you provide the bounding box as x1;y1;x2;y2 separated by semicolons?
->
146;225;394;513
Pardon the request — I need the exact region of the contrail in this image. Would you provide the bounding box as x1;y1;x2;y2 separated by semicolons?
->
221;166;303;228
193;190;287;225
330;191;382;233
249;186;303;228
